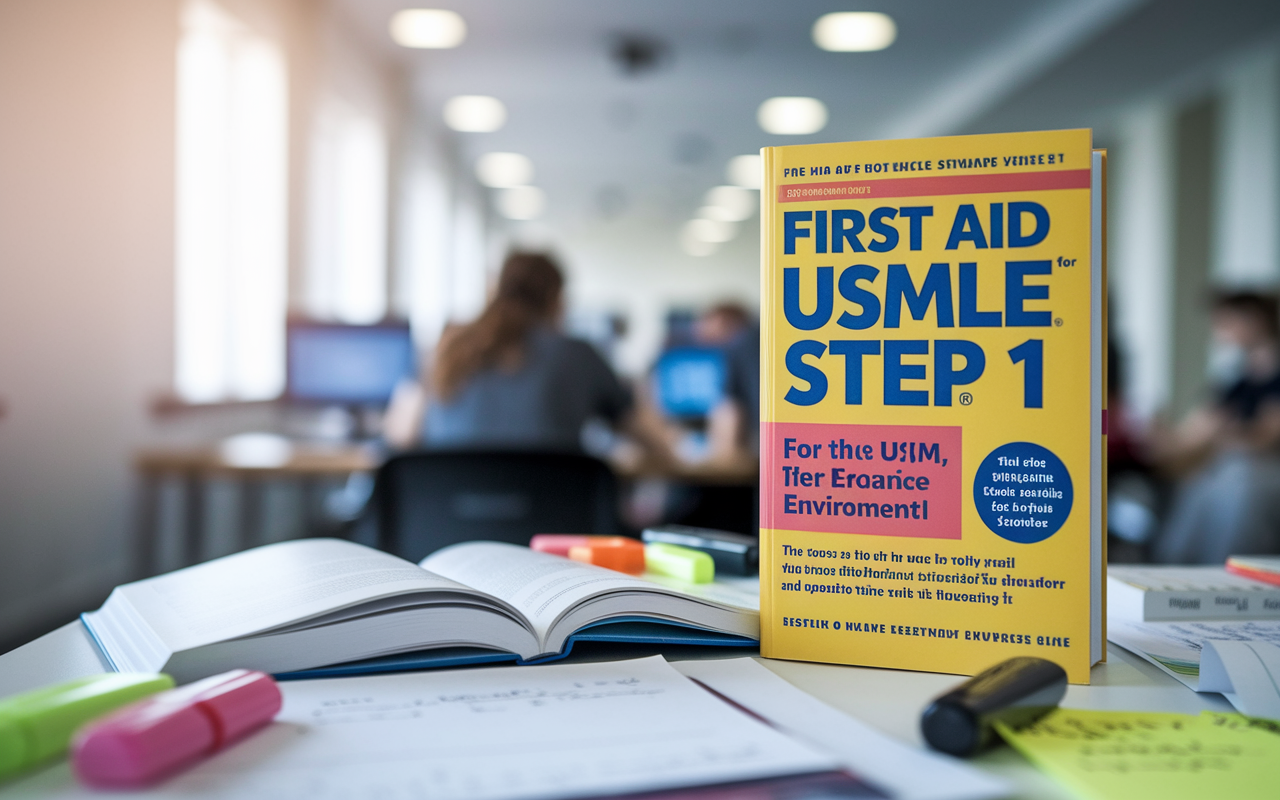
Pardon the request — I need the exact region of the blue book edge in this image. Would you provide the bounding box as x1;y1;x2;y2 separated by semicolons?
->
80;613;757;681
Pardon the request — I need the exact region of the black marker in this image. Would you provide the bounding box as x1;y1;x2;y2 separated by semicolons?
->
920;656;1067;757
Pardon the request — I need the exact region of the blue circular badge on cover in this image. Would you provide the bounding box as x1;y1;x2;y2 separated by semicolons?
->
973;442;1073;543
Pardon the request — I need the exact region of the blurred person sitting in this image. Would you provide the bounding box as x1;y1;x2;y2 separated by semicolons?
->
706;313;760;466
685;302;758;464
1106;339;1163;562
1152;291;1280;563
694;302;750;348
386;252;665;458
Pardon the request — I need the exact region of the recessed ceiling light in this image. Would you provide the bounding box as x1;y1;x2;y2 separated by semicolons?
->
698;205;737;223
443;95;506;132
812;12;896;52
497;186;545;220
390;9;467;49
727;154;763;189
476;152;533;188
680;226;718;257
703;186;756;221
686;218;737;244
757;97;828;136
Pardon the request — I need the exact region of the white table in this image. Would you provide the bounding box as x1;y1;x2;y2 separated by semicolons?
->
0;622;1233;799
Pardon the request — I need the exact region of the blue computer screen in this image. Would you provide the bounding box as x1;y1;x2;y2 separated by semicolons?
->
287;323;416;405
653;346;727;419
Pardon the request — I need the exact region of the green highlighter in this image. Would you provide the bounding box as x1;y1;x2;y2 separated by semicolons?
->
645;542;715;583
0;672;174;779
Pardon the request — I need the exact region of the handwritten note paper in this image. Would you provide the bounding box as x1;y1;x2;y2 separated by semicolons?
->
995;709;1280;800
4;656;837;800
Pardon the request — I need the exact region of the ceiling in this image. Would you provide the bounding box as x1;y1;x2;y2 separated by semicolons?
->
331;0;1169;236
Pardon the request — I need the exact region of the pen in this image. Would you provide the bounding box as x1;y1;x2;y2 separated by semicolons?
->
0;672;174;779
920;656;1067;757
72;669;281;788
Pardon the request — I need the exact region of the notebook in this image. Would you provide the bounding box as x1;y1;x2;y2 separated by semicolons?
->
82;539;758;682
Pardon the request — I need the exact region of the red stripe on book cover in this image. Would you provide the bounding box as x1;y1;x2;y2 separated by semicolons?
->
1226;562;1280;588
777;169;1092;203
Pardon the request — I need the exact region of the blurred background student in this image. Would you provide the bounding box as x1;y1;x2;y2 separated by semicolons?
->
1152;292;1280;563
699;304;760;466
386;252;670;463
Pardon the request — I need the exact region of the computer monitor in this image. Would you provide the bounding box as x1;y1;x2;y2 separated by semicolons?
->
286;320;416;406
652;346;727;420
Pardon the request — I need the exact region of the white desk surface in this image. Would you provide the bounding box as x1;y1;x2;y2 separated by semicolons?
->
0;621;1234;799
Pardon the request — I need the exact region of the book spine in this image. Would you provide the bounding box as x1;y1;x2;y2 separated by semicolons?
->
759;145;777;658
1141;590;1280;620
1098;150;1109;662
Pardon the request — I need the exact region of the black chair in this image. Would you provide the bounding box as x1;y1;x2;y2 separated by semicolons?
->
369;449;619;562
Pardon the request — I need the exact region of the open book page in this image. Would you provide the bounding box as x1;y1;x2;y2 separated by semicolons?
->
421;542;756;653
6;657;838;800
102;539;489;652
421;543;664;648
641;573;760;612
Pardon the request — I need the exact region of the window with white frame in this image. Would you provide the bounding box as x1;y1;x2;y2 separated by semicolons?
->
306;98;389;324
174;0;288;402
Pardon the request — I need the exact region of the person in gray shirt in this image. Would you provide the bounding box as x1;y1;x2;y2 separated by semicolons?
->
420;253;634;452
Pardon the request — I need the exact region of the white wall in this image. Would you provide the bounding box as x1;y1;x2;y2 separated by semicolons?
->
0;0;178;638
0;0;407;645
1110;104;1177;421
1214;49;1280;288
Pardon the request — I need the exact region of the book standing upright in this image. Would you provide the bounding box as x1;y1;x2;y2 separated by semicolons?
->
759;129;1105;683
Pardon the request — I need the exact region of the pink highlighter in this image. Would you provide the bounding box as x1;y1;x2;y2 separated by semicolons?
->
71;669;282;788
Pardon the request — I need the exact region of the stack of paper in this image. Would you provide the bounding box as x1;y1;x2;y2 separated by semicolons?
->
1108;618;1280;718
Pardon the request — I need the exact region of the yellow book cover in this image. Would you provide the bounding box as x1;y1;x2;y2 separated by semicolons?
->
759;129;1106;684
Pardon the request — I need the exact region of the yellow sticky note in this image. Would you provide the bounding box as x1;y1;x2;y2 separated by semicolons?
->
994;708;1280;800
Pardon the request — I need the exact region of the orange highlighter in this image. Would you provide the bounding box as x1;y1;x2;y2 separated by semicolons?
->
530;534;646;574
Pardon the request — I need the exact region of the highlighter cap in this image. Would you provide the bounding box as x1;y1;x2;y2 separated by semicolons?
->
0;672;173;778
567;537;646;574
530;534;596;557
642;525;758;575
644;542;715;583
921;656;1066;757
72;669;281;789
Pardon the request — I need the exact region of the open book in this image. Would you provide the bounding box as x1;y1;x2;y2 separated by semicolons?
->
82;539;758;682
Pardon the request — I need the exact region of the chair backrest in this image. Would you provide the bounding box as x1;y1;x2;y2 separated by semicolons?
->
374;449;619;562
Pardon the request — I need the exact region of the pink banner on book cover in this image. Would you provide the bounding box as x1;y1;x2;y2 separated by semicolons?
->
761;422;963;539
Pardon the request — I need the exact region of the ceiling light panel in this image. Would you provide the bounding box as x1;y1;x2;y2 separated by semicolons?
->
476;152;533;188
812;12;897;52
703;185;756;221
727;154;763;189
390;9;467;49
685;218;736;244
497;186;545;220
444;95;507;132
680;229;718;257
757;97;828;135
